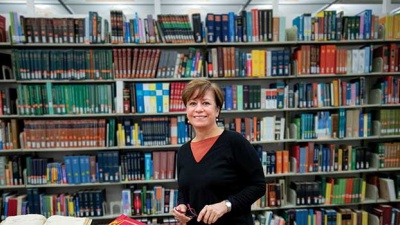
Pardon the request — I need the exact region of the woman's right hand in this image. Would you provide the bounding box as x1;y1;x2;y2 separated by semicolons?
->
172;204;192;224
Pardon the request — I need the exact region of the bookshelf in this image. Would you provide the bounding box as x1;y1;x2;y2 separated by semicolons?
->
0;1;400;225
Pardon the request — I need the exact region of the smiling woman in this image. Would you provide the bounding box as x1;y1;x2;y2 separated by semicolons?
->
172;79;266;225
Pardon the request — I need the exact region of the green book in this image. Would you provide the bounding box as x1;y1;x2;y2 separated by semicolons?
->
45;82;54;114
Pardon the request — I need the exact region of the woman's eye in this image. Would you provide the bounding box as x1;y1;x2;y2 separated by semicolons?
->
202;102;210;105
189;102;197;106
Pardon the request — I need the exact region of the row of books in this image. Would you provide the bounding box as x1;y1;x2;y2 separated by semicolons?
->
12;49;114;80
1;188;105;220
0;156;23;186
301;177;366;205
11;45;396;81
378;109;400;136
260;182;286;208
12;109;392;150
0;119;19;150
122;186;178;216
7;11;197;44
14;77;387;117
207;48;290;78
25;151;119;185
284;208;369;225
293;10;378;41
116;82;187;114
5;108;398;151
251;175;399;209
293;45;372;75
375;142;400;169
220;78;367;112
18;84;114;115
116;116;191;147
293;109;372;140
1;150;174;187
22;119;107;149
375;76;400;105
1;142;392;188
5;9;400;45
0;88;17;116
253;206;400;225
257;148;289;175
223;116;285;142
121;151;175;182
4;78;399;119
290;143;370;174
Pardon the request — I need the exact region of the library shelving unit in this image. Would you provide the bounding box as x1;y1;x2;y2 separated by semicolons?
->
0;3;400;225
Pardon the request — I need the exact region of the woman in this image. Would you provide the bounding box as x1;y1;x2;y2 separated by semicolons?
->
172;79;266;224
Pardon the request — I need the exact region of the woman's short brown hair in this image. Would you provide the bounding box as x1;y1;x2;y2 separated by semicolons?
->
181;79;224;110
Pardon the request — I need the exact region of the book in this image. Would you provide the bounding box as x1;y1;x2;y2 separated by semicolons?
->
0;214;92;225
0;15;6;42
109;214;146;225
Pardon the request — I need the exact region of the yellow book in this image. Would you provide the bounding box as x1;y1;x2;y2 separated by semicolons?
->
259;50;266;77
363;113;368;137
149;83;157;113
325;182;332;204
338;148;343;171
251;49;259;76
351;211;357;225
117;122;124;147
361;210;368;225
162;83;170;113
360;180;366;202
336;211;342;225
134;122;139;146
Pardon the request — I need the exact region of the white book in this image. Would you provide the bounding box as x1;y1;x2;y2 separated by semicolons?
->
115;80;124;114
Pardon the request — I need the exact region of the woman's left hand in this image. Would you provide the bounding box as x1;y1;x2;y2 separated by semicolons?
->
197;201;228;224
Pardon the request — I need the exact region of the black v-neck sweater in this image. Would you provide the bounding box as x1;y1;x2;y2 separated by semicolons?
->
177;130;266;225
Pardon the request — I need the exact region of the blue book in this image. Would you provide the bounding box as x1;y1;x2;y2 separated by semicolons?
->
338;108;346;138
228;12;235;42
283;50;291;76
135;83;145;113
124;22;130;43
363;46;371;73
111;151;119;182
225;85;233;110
71;156;82;184
235;15;243;42
221;14;229;42
292;16;303;41
214;14;222;42
156;83;163;113
357;9;372;39
299;147;306;173
134;13;140;43
271;50;278;76
246;11;252;42
63;156;73;184
144;152;152;180
79;156;88;183
206;13;215;43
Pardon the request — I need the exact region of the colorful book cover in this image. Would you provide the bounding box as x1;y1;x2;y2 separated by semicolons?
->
109;214;146;225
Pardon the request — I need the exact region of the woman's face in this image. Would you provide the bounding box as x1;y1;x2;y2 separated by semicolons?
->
186;89;220;130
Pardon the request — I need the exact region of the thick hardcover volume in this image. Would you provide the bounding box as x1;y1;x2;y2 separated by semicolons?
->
206;13;215;43
109;214;146;225
192;13;202;43
0;15;6;42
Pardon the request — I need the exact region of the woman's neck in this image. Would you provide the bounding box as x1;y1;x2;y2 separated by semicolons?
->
193;125;223;142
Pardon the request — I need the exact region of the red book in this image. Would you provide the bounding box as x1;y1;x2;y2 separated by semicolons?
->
109;214;146;225
0;15;6;42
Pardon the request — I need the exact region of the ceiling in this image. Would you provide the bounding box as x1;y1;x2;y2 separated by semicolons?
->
0;0;399;4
